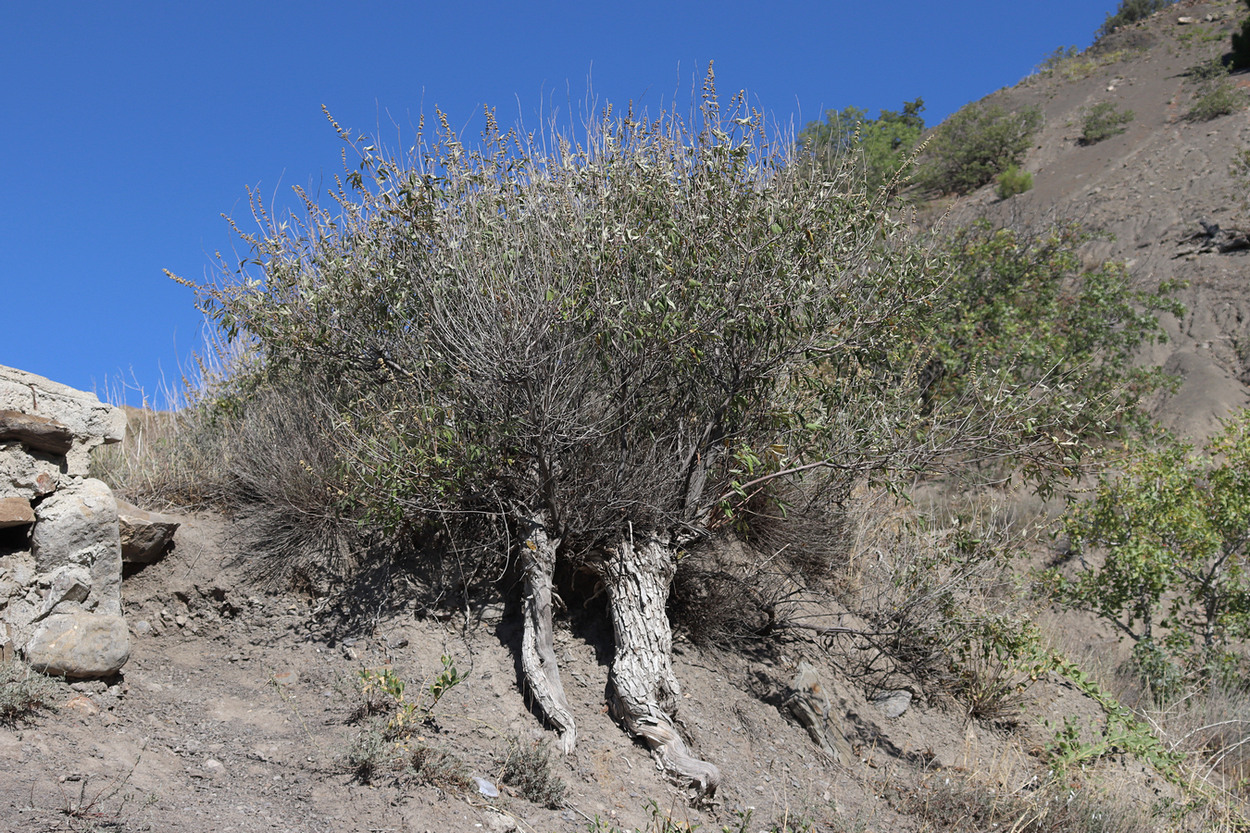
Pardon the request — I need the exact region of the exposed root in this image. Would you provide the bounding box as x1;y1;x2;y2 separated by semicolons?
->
603;529;721;797
518;519;576;753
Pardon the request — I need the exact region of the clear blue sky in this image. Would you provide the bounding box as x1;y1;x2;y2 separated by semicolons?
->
2;1;1121;407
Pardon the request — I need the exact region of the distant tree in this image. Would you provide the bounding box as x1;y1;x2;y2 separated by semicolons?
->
1231;0;1250;70
918;102;1042;196
1096;0;1175;40
797;98;925;193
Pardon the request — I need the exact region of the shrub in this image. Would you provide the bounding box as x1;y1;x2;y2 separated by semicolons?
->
1187;78;1248;122
1096;0;1175;41
995;164;1032;199
1036;45;1079;75
180;69;1112;793
1053;411;1250;686
1080;101;1135;144
1189;55;1231;81
919;103;1042;195
925;222;1181;441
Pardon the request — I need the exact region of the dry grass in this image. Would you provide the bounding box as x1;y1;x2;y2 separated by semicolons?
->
0;660;62;724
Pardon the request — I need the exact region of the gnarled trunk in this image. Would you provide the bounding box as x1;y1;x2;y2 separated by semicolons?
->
518;518;577;753
603;529;721;797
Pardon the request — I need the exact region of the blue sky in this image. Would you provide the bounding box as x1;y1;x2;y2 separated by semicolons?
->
2;1;1121;406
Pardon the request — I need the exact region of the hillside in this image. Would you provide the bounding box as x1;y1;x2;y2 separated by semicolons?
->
4;5;1250;833
943;0;1250;440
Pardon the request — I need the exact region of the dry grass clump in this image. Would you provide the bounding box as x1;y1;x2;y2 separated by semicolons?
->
819;487;1038;721
343;723;472;790
497;734;568;809
0;661;62;724
890;773;1153;833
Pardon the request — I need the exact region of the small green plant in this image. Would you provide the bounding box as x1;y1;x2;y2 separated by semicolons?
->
0;661;60;724
919;103;1042;195
1187;78;1248;122
1080;102;1135;144
995;164;1033;199
498;735;568;809
355;655;463;735
345;658;467;784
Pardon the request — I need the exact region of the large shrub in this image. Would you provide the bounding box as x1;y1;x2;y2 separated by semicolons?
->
918;103;1043;196
180;70;1106;795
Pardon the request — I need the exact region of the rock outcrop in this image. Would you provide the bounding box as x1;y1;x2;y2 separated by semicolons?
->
0;365;168;678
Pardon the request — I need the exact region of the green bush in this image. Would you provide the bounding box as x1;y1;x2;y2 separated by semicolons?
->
1096;0;1175;40
1053;411;1250;687
919;103;1042;195
1080;101;1134;144
995;164;1033;199
926;222;1180;439
1186;78;1248;122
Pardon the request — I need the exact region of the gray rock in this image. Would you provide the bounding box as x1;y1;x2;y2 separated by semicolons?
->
0;365;126;476
0;442;61;499
871;689;913;718
31;479;122;614
23;612;130;677
35;565;92;619
785;661;853;762
116;499;179;564
473;776;500;798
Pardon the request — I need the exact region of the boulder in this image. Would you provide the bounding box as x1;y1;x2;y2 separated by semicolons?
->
30;479;122;615
0;365;125;476
116;499;180;564
0;496;34;528
23;612;130;678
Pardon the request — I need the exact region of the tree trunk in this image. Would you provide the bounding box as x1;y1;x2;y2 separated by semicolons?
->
602;528;721;797
518;518;577;753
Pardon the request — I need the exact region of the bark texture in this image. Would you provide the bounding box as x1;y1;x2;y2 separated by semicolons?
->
603;530;721;797
518;520;577;753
